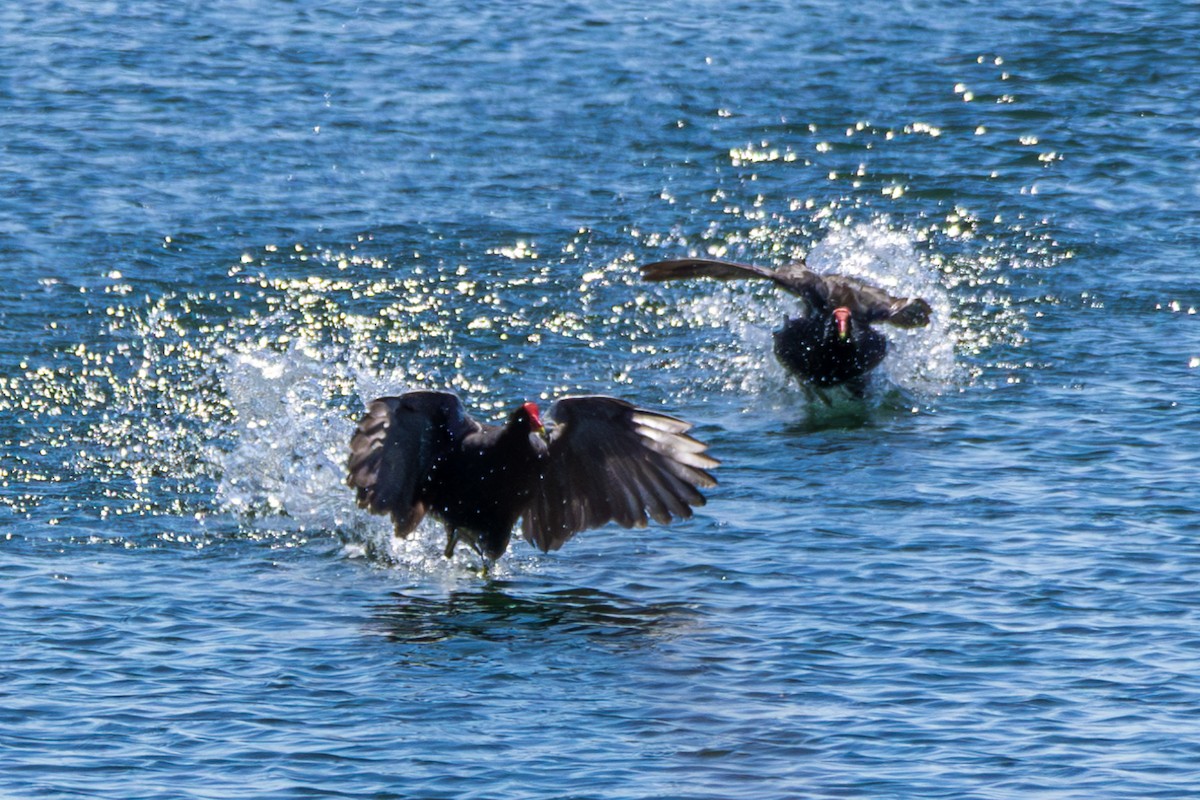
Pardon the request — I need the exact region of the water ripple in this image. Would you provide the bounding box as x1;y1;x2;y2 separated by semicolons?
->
3;1;1200;798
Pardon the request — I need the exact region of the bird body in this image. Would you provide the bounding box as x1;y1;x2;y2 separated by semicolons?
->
641;257;931;393
347;391;717;563
773;313;886;388
431;406;547;559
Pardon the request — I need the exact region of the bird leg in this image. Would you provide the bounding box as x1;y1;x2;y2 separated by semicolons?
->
443;528;494;577
800;383;833;407
458;534;496;578
844;377;868;400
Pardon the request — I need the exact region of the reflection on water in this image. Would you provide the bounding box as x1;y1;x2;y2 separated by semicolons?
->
782;399;876;433
370;582;696;646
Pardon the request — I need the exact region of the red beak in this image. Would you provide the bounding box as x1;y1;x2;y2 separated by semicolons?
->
833;307;851;340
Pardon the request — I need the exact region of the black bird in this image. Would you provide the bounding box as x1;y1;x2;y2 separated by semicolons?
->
641;257;932;396
347;391;718;565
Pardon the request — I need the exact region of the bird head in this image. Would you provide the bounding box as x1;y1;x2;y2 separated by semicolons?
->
515;401;546;438
832;307;852;340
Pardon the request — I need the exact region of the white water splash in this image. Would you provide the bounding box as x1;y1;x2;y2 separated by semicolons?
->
214;341;359;528
209;339;543;579
806;221;962;395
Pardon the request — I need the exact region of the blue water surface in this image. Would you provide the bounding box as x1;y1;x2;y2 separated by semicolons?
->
3;2;1200;798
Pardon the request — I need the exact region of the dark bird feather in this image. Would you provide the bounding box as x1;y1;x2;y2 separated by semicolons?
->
347;391;718;563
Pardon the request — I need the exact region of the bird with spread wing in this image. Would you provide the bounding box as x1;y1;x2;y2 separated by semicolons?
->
641;257;932;397
347;391;718;567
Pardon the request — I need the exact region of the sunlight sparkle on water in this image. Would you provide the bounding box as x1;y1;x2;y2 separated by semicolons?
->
3;191;1048;546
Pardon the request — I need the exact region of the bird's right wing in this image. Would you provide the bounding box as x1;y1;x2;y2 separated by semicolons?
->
346;391;468;536
640;257;827;309
641;257;783;283
521;396;718;553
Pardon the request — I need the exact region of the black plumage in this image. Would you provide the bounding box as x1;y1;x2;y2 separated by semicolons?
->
346;391;718;562
641;257;932;394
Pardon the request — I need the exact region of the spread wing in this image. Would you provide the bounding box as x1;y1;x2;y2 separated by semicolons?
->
641;257;819;297
642;257;790;284
521;396;718;553
642;257;931;327
822;275;933;327
346;391;470;536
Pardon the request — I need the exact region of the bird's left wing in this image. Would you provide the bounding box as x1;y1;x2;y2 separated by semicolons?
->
521;396;718;552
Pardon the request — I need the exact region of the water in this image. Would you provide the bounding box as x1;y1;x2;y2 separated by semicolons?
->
3;2;1199;797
